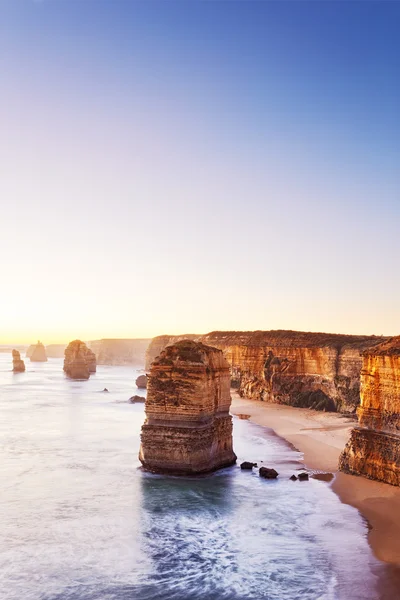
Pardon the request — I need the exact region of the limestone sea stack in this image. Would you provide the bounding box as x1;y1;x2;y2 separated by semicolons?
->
29;341;47;362
139;340;236;475
136;374;147;389
12;349;25;372
63;340;96;380
339;336;400;486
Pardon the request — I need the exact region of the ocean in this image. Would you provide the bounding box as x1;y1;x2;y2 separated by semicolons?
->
0;355;396;600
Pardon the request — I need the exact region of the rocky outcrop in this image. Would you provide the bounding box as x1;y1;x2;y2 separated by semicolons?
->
339;337;400;486
29;341;47;362
63;340;96;380
139;340;236;475
135;374;147;389
88;339;151;366
146;331;387;413
12;349;25;372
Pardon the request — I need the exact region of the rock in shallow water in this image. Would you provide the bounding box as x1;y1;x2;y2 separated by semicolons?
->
240;461;257;470
298;472;309;481
259;467;279;479
130;395;145;403
12;349;25;373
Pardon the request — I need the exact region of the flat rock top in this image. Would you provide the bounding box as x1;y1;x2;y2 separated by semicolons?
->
155;340;224;365
363;336;400;357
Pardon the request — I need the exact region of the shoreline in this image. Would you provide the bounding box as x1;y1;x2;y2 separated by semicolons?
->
231;393;400;567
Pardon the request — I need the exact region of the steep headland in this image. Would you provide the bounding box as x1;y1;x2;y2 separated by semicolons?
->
146;330;387;413
63;340;96;380
89;338;150;366
139;340;236;475
339;336;400;486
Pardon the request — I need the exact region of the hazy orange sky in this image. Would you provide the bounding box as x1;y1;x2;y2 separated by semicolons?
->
1;1;399;344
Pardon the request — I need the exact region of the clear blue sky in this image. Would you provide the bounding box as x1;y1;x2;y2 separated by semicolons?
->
1;0;399;342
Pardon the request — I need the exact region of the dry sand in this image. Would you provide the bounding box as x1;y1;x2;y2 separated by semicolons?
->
231;393;400;567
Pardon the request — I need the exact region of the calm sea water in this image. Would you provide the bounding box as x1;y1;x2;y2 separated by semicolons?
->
0;354;396;600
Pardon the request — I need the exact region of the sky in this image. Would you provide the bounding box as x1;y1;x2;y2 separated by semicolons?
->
0;0;399;344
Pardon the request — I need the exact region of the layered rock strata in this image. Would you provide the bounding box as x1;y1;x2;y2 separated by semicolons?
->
146;331;387;413
339;337;400;486
63;340;96;380
88;339;151;366
139;340;236;475
12;349;25;372
29;341;47;362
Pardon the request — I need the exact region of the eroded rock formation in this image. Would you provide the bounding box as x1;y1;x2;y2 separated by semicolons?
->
146;331;387;413
88;339;151;366
139;340;236;475
29;341;47;362
136;374;147;389
339;337;400;486
12;349;25;372
63;340;96;380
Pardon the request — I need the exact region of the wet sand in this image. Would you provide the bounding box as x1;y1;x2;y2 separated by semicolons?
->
231;393;400;568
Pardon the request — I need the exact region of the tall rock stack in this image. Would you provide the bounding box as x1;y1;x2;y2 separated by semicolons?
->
339;337;400;486
139;340;236;475
63;340;96;380
12;350;25;372
29;341;47;362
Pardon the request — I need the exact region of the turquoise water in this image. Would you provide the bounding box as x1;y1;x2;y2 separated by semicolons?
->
0;354;395;599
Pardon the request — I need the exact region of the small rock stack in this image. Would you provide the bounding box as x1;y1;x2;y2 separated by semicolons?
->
64;340;97;380
12;349;25;373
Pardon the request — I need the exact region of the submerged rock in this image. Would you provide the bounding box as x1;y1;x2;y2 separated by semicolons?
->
259;467;279;479
64;340;96;380
139;340;236;475
135;374;147;389
29;341;47;362
12;349;25;372
240;461;257;470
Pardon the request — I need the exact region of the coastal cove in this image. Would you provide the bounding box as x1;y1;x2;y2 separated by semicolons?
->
231;394;400;569
1;355;399;600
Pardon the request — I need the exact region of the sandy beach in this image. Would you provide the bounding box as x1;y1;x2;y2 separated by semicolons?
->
231;393;400;567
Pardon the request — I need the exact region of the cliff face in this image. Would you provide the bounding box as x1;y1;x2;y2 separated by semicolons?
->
139;340;236;475
29;341;47;362
339;337;400;485
146;331;386;413
12;349;25;372
64;340;96;380
89;338;151;366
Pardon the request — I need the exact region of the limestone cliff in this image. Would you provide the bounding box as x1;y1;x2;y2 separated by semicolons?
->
146;331;386;413
339;336;400;485
63;340;96;380
12;349;25;372
89;338;150;366
29;341;47;362
139;340;236;475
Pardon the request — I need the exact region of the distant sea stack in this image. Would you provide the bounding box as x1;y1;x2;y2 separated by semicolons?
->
29;341;47;362
63;340;96;380
12;349;25;372
139;340;236;475
136;374;147;389
339;337;400;486
146;331;387;413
